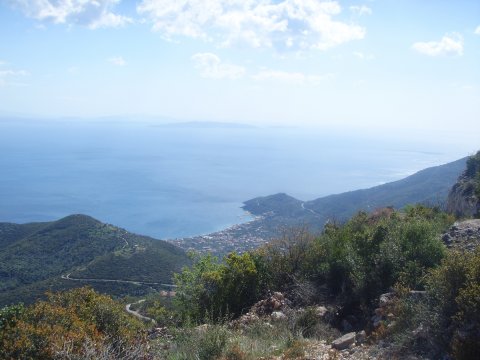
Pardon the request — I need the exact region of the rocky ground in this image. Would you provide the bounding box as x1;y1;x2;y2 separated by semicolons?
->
228;292;423;360
441;219;480;251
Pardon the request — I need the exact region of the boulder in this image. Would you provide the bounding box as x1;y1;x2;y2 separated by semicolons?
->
331;332;356;350
271;311;286;320
250;292;289;316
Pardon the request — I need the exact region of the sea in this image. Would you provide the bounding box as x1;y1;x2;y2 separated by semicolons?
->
0;118;474;239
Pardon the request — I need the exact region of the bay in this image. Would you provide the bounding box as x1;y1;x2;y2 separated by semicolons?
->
0;119;470;239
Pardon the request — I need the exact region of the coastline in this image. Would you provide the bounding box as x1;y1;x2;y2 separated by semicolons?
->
168;211;270;256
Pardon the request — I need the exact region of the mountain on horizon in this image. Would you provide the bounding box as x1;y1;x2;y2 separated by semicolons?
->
242;156;468;234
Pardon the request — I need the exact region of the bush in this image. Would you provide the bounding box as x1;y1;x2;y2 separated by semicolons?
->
171;206;455;355
173;253;224;323
0;303;25;330
393;250;480;359
174;252;262;323
0;287;145;359
310;207;448;308
427;249;480;360
251;226;319;295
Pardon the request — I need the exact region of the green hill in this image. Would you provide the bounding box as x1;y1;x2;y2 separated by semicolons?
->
0;214;189;306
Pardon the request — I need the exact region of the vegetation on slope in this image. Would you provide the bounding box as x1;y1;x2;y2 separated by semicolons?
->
174;205;452;324
168;205;480;359
243;157;466;235
2;205;479;359
0;214;189;306
466;151;480;198
70;240;187;283
0;287;147;359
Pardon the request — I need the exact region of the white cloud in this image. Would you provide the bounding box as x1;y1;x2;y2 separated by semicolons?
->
0;63;28;86
475;26;480;35
353;51;374;60
349;5;372;16
9;0;132;29
88;11;132;29
108;56;127;66
412;33;463;56
192;53;245;79
252;69;333;85
0;70;28;77
138;0;365;50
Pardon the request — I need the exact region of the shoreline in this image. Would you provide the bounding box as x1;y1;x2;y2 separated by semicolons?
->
168;212;271;256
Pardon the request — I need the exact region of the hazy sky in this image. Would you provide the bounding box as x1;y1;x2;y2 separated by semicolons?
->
0;0;479;134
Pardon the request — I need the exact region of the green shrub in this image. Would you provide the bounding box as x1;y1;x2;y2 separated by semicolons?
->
173;253;224;322
419;249;480;359
310;207;447;308
0;303;25;330
174;252;262;323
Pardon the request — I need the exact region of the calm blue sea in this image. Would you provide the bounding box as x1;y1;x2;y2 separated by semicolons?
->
0;119;471;239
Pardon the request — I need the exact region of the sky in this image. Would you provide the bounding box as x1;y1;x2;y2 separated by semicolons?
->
0;0;479;137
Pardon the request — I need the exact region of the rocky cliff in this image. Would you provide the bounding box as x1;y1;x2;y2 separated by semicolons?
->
446;151;480;218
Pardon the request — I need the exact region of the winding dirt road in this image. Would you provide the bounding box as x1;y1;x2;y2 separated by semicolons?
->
125;299;156;323
61;273;176;288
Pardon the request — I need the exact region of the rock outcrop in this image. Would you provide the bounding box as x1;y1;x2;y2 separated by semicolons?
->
230;292;291;329
446;151;480;218
441;219;480;251
446;178;479;218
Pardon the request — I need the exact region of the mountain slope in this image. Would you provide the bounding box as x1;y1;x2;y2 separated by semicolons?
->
243;157;467;233
69;239;187;283
0;214;189;305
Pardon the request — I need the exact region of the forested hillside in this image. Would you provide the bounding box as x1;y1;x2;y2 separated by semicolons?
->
0;215;189;305
243;157;467;235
